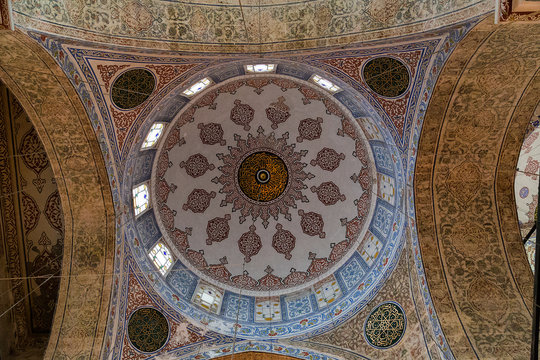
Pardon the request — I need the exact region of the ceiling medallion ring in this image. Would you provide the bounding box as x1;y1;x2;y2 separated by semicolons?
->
235;148;291;205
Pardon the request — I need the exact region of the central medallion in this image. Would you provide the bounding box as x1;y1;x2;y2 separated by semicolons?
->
238;151;289;202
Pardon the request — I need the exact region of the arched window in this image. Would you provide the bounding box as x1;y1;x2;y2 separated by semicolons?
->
182;78;212;97
310;74;341;93
192;282;223;314
141;123;165;150
133;183;150;216
132;182;150;217
148;242;174;276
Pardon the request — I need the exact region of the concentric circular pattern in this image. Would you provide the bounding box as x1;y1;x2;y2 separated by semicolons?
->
363;57;409;98
153;76;375;294
364;302;406;349
111;68;155;109
238;151;288;202
127;308;169;352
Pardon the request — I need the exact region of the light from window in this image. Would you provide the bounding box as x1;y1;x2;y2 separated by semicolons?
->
255;298;281;322
245;64;276;73
148;242;174;275
141;123;165;149
182;78;212;97
311;74;341;93
133;183;149;216
360;232;382;267
193;283;223;314
315;277;342;308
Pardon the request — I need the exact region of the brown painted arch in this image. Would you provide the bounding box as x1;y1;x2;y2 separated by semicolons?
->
414;16;539;359
0;30;115;359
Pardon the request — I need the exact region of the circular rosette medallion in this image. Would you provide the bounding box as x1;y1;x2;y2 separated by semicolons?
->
128;308;169;352
364;302;406;349
238;151;289;202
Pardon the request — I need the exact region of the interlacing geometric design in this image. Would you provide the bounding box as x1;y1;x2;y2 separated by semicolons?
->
363;57;409;98
364;302;406;348
111;68;155;109
127;307;169;352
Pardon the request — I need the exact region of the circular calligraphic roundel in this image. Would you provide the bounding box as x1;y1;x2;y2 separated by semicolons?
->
127;308;169;352
152;75;376;295
363;57;410;98
238;151;289;202
111;68;155;110
364;302;406;349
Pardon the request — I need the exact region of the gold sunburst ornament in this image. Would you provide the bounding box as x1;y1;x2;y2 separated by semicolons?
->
238;151;288;202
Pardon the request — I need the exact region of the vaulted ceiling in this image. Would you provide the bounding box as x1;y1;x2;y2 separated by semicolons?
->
10;0;493;52
0;1;539;359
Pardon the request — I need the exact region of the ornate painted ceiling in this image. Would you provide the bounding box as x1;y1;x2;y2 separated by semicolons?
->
10;0;493;51
2;2;538;358
22;18;464;356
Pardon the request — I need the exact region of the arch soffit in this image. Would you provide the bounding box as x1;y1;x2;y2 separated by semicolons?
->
0;30;115;359
414;16;538;359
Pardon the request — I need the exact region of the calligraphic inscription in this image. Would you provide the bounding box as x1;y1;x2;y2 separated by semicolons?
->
364;302;406;348
238;151;289;202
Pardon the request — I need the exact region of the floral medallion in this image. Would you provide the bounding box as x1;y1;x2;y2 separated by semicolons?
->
216;127;309;228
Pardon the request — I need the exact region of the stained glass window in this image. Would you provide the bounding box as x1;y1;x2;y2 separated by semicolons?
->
245;64;276;73
182;78;212;97
255;298;281;322
192;283;223;314
133;183;150;216
311;74;341;93
360;232;382;267
314;277;342;308
141;123;165;149
148;242;174;276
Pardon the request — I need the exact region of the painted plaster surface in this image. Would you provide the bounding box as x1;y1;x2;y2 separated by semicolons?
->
514;104;540;272
0;0;10;29
305;242;433;359
0;87;64;352
21;17;482;358
0;31;115;360
414;17;538;359
153;76;376;295
11;0;492;51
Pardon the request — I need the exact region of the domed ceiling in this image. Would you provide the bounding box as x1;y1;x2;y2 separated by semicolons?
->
11;0;492;51
125;63;405;340
154;76;376;295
